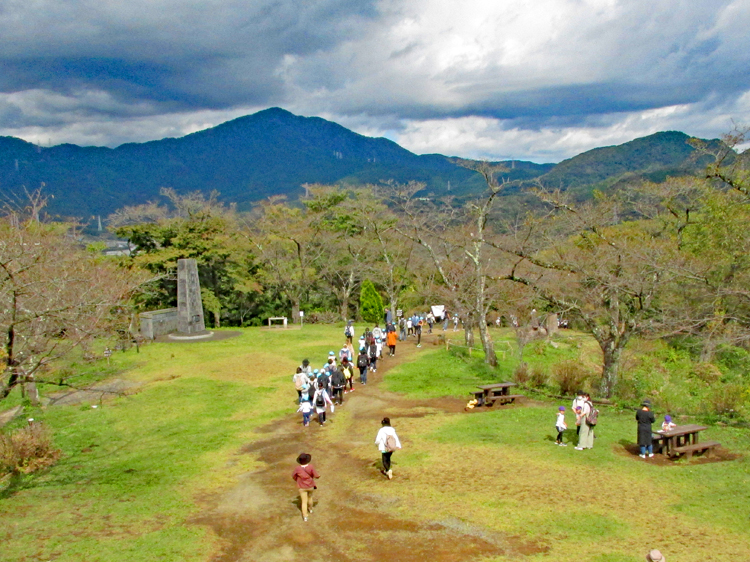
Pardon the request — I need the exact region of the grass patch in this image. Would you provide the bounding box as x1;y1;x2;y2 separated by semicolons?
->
0;324;345;562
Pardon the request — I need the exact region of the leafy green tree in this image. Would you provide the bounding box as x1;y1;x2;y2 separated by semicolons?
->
359;279;384;324
110;189;259;326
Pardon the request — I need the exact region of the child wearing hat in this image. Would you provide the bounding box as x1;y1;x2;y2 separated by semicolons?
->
555;406;568;446
292;453;320;521
661;415;676;432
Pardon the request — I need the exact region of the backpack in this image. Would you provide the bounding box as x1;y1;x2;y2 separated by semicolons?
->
345;325;353;337
357;354;368;369
385;434;399;452
586;402;599;426
315;392;325;408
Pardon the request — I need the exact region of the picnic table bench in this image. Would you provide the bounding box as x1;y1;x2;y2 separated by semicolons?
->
652;424;719;459
471;383;523;407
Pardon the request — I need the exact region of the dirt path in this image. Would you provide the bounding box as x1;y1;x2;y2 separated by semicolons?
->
193;333;543;561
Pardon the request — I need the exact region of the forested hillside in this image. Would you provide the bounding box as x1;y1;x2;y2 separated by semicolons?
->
0;108;722;218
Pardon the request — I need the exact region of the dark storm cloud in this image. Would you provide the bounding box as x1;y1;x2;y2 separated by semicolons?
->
0;0;378;121
1;0;750;160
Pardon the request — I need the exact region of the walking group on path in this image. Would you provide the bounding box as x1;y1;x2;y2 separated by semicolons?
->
291;320;404;521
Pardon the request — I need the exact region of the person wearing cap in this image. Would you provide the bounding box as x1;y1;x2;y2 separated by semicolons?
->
292;453;320;521
661;415;676;432
636;399;656;458
555;406;567;446
646;549;665;561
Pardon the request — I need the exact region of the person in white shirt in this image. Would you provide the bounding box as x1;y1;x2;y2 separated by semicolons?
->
312;383;334;426
571;390;586;437
555;406;567;446
375;417;401;479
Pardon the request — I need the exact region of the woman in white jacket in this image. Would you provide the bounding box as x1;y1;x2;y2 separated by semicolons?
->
375;417;401;479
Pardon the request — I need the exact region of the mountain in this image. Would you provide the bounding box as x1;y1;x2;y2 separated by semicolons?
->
532;131;720;193
0;108;721;219
0;108;549;218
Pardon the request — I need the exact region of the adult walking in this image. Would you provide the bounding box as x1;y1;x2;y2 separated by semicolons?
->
575;393;595;450
636;400;656;459
375;417;401;479
292;453;320;521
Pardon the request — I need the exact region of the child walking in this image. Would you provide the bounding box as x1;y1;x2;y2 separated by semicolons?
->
297;399;312;426
555;406;567;446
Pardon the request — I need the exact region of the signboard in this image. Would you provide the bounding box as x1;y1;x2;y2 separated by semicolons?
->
396;309;403;317
299;311;305;317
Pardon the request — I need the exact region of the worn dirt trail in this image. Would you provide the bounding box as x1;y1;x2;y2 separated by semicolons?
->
193;333;544;562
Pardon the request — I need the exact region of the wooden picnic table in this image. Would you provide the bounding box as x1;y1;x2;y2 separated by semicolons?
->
471;383;523;407
653;424;718;458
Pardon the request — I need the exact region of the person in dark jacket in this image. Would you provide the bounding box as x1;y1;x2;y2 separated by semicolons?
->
357;348;369;384
636;400;656;459
331;368;346;405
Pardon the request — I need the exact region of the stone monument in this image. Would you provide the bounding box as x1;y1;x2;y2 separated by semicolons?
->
177;258;206;334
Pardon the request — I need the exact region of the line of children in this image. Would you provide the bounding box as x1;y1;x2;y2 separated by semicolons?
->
295;322;402;427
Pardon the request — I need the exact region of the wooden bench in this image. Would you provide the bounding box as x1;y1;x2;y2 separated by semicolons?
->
486;394;524;406
672;440;720;460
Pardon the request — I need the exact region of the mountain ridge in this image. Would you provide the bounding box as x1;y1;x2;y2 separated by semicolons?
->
0;108;718;218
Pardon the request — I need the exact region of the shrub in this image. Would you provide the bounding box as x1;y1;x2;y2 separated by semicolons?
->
704;384;747;420
553;359;592;396
0;423;61;475
513;362;529;385
690;362;722;385
529;365;548;388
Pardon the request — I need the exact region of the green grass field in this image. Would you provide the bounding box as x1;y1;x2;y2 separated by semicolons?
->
1;325;749;562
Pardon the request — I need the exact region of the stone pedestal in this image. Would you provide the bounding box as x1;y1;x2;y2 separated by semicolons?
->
177;259;206;334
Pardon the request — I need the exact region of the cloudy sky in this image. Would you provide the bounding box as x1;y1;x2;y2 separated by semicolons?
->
2;0;749;162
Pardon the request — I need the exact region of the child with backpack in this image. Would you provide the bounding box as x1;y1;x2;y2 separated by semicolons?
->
357;348;369;384
340;357;355;392
312;382;333;426
368;341;378;373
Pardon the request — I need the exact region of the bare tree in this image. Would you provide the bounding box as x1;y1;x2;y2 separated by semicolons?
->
0;219;147;403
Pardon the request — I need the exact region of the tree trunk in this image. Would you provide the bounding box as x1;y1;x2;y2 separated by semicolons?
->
340;296;349;321
291;298;300;324
600;340;623;398
477;316;497;366
24;374;40;406
464;316;475;348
